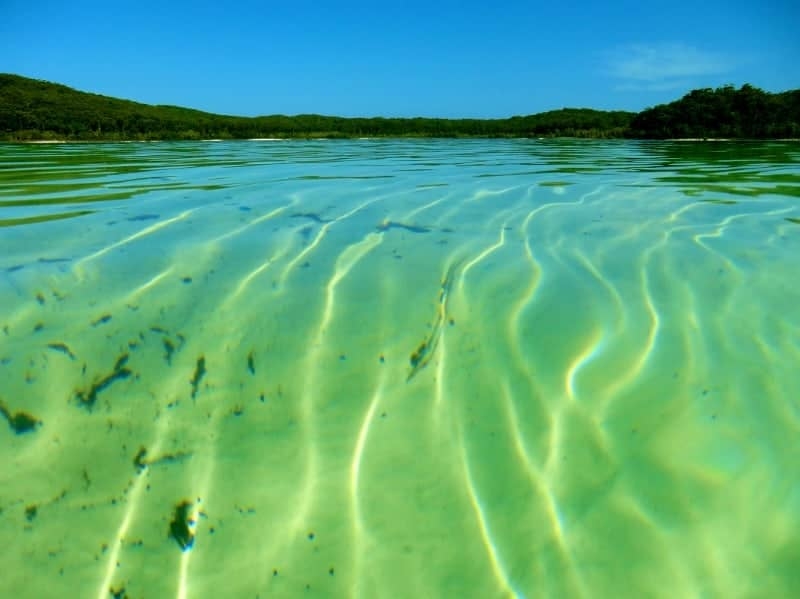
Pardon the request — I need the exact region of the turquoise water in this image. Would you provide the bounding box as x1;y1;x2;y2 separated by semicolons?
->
1;139;799;598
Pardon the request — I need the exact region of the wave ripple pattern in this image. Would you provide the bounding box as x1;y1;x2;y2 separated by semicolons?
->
1;139;799;598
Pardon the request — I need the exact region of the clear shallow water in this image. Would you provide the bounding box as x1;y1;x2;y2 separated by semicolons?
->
1;139;799;598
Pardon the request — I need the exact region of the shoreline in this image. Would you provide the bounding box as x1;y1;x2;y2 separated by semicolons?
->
6;137;799;144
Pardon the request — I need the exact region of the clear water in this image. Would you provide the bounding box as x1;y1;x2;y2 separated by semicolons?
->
1;139;799;598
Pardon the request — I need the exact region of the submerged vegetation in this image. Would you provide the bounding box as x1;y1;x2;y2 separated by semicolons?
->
74;353;133;410
169;500;195;551
0;74;797;141
0;399;41;434
407;261;461;381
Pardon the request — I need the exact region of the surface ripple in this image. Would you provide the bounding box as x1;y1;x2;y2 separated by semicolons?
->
1;139;799;598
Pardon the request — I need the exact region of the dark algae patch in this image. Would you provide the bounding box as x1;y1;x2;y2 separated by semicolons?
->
109;586;128;599
91;313;112;327
25;505;38;522
376;220;432;234
407;260;461;381
786;217;800;225
0;400;41;434
409;342;428;369
75;353;133;410
290;212;333;224
163;338;176;365
134;447;190;471
247;351;255;375
169;500;195;551
147;327;185;364
190;356;206;399
47;342;76;360
133;447;148;473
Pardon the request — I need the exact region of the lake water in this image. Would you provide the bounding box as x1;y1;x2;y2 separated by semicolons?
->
1;139;799;598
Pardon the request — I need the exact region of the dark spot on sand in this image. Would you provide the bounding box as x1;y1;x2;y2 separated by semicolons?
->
47;342;76;360
247;351;255;375
410;342;427;368
25;505;37;522
0;401;41;434
91;314;112;327
75;354;133;410
163;338;176;365
133;447;148;473
109;585;127;599
190;357;206;399
376;221;431;234
290;212;332;224
169;500;195;551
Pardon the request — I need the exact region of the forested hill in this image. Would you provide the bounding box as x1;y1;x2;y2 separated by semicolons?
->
628;84;800;139
0;73;632;140
0;74;798;141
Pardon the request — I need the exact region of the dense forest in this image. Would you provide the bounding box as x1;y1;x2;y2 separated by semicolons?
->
628;84;800;138
0;74;797;141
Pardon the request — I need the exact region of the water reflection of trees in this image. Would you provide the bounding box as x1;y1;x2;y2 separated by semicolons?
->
503;138;800;199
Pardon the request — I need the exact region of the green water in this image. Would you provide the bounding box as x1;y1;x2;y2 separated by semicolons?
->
1;139;799;598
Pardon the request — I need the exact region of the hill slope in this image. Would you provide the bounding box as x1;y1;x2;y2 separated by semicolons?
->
0;74;633;140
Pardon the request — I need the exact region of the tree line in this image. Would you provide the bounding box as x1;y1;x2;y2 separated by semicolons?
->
627;84;800;139
0;74;797;141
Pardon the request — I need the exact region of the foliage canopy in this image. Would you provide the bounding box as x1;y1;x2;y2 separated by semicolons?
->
628;84;800;139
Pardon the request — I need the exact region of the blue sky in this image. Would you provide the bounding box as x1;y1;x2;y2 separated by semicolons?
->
1;0;798;118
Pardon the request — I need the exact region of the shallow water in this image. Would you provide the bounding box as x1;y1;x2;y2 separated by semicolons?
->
1;139;799;598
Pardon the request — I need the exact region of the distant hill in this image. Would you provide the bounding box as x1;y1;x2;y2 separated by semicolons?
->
0;74;247;141
0;74;797;141
0;74;633;140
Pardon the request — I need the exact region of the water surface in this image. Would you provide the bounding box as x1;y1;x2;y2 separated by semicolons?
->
2;139;799;598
